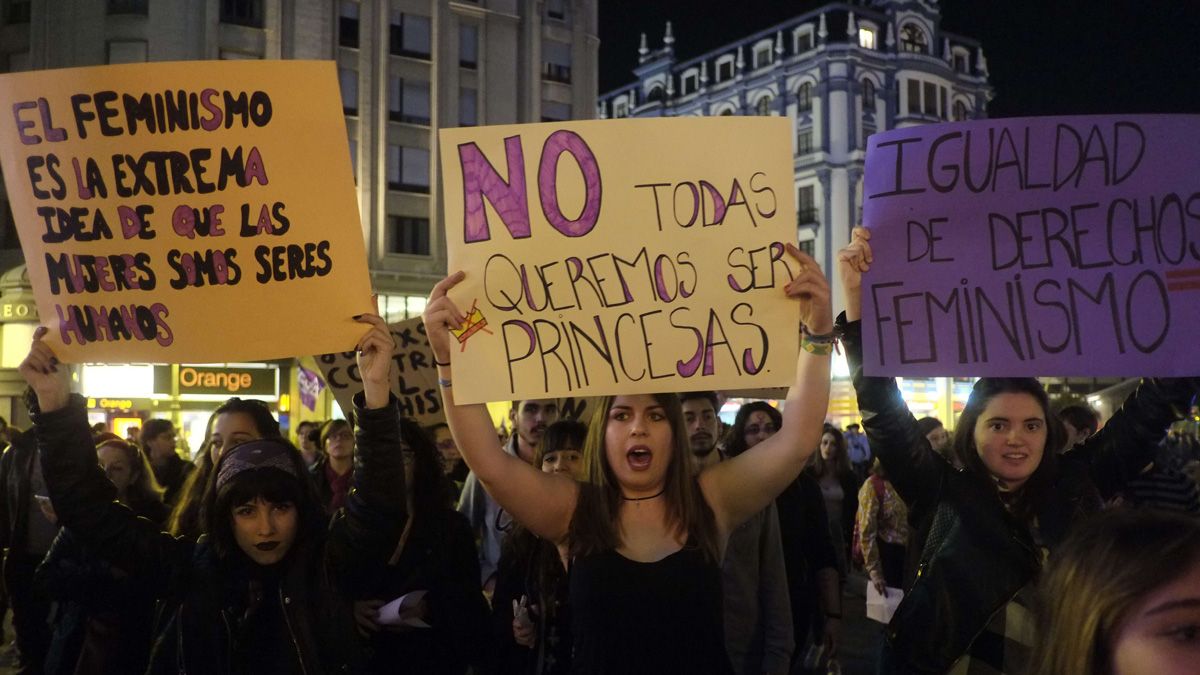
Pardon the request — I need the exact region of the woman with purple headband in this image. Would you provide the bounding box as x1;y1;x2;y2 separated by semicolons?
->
20;310;407;674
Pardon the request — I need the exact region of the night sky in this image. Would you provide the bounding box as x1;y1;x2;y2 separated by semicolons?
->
598;0;1200;117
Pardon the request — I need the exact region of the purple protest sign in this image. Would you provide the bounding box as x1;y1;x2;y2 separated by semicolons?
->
297;366;324;412
861;114;1200;377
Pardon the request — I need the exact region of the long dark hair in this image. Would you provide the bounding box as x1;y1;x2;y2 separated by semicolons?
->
569;394;720;563
952;378;1064;521
201;439;325;562
397;417;452;516
724;401;782;458
167;412;218;538
810;424;852;477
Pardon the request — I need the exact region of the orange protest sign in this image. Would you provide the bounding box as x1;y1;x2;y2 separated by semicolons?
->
0;60;373;363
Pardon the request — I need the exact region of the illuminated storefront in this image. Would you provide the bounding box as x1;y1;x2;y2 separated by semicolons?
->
80;363;282;455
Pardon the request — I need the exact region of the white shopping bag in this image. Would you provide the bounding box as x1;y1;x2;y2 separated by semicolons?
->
865;583;903;624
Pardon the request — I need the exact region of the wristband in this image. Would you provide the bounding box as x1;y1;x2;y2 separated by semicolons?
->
801;337;835;355
438;378;452;387
800;324;839;343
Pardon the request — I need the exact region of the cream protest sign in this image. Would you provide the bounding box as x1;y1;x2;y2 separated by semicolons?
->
315;316;445;426
0;60;373;362
439;118;800;404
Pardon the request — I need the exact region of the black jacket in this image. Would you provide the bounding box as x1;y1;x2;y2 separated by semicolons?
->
0;430;40;554
33;393;408;675
841;316;1199;674
36;495;168;675
359;508;489;675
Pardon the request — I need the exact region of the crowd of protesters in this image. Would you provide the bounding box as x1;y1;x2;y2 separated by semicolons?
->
0;238;1194;675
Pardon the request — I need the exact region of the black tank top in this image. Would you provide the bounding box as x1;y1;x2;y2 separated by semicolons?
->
569;541;734;674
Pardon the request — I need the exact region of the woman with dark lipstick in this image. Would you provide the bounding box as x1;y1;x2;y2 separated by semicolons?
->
20;308;407;674
423;244;834;675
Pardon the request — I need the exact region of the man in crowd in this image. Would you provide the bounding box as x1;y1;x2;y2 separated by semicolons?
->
681;391;793;675
845;423;872;480
1057;404;1101;453
140;419;193;507
458;399;558;592
295;419;323;468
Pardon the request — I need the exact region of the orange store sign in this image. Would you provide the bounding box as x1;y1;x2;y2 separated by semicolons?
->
153;365;276;396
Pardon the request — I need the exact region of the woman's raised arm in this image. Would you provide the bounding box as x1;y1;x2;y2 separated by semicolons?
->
698;244;833;536
423;272;577;543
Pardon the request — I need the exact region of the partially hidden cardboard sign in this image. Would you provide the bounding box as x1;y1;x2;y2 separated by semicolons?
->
0;60;373;362
315;317;444;426
862;114;1200;377
439;118;801;404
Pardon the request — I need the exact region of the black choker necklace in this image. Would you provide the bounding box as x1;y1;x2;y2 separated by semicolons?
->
622;488;666;502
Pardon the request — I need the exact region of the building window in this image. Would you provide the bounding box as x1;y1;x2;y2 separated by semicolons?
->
387;145;430;193
795;30;813;53
107;0;148;15
717;59;734;81
858;27;876;50
646;84;666;103
718;107;735;116
389;77;430;124
954;52;969;74
923;81;937;116
613;99;629;118
389;216;431;255
682;73;698;95
542;40;572;83
900;24;928;54
220;0;262;28
797;130;813;156
939;86;948;120
906;79;920;115
6;0;30;23
797;186;817;224
862;79;876;109
798;238;815;258
460;88;478;126
348;138;358;181
460;24;479;68
542;100;571;122
796;82;812;113
953;100;969;121
339;2;359;48
391;12;431;59
545;0;567;21
339;67;358;115
755;95;772;116
754;44;773;69
107;40;147;64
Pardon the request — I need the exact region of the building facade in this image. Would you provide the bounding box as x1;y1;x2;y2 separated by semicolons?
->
598;0;992;314
0;0;598;433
